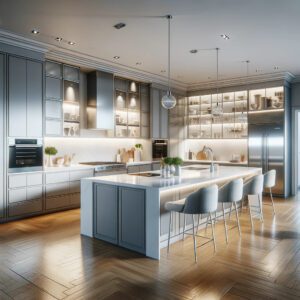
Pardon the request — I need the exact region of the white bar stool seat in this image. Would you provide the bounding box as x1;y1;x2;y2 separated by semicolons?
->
263;169;276;215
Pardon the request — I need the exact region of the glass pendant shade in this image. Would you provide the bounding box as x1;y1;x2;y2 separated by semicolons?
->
212;102;223;117
161;90;176;109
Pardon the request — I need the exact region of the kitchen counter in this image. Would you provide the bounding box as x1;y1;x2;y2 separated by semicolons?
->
126;161;159;166
44;164;95;172
81;165;261;259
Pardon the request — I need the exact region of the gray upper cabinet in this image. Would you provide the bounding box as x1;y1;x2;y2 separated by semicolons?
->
45;61;62;78
63;65;79;82
8;56;27;137
0;54;5;219
27;60;43;137
46;77;62;100
8;56;43;137
150;87;169;139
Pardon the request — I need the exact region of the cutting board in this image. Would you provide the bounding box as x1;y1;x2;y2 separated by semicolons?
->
196;147;208;160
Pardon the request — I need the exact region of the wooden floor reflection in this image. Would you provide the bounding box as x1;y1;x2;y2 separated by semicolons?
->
0;196;300;299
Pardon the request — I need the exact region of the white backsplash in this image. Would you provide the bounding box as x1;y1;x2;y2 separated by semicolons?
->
44;138;152;163
183;139;248;162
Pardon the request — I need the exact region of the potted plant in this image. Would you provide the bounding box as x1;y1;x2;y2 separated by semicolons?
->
45;146;58;167
172;157;183;176
134;143;143;162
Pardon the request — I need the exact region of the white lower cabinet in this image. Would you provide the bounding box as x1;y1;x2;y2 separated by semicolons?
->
7;168;94;218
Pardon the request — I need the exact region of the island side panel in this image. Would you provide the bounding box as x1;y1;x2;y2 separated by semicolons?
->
80;179;94;237
145;188;160;259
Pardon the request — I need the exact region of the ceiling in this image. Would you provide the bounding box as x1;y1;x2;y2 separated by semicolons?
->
0;0;300;85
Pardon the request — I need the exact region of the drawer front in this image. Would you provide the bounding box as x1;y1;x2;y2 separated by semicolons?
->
8;174;27;189
46;195;70;210
27;186;43;201
9;188;26;203
9;199;42;217
27;173;43;186
46;182;69;197
69;169;94;181
46;172;69;184
69;181;80;194
69;193;80;206
152;163;160;171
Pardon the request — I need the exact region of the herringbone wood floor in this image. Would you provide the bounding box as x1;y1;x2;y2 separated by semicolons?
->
1;196;300;299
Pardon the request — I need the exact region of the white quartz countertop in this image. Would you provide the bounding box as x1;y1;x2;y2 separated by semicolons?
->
126;161;157;166
184;160;248;166
82;165;261;191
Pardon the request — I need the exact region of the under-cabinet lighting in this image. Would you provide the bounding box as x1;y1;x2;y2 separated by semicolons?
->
248;109;284;114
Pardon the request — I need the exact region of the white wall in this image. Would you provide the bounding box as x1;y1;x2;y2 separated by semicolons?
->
44;138;152;163
183;139;248;161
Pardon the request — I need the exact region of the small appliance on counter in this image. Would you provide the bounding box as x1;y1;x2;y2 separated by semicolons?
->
152;139;168;160
8;138;43;173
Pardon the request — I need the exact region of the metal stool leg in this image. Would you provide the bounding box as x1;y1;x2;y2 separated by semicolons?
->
258;194;264;223
167;211;172;252
229;203;232;221
183;213;186;240
209;213;217;252
270;188;276;215
222;203;228;244
205;214;209;232
234;202;241;236
192;215;197;262
197;214;201;232
248;195;254;229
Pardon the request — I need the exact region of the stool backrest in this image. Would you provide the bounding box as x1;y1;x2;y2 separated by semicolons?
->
264;169;276;188
218;178;243;203
183;184;218;214
243;174;264;196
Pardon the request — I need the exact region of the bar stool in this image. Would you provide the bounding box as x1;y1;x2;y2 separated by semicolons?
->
263;169;276;215
218;178;243;244
243;174;264;228
165;184;218;262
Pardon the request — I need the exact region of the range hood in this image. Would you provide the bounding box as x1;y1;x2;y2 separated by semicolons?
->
87;71;114;130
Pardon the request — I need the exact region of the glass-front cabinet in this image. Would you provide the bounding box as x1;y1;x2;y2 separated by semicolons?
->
187;90;248;139
114;77;149;138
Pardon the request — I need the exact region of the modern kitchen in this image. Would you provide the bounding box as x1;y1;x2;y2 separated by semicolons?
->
1;1;300;299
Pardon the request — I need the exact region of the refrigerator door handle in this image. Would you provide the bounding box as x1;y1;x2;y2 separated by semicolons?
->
266;134;269;171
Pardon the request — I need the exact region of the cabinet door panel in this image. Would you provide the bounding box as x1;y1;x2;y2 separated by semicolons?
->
45;172;69;184
27;186;43;201
94;184;118;244
45;100;62;119
9;188;26;203
8;56;27;137
119;187;145;253
151;88;160;139
46;77;62;100
46;195;70;210
27;172;43;186
45;61;62;78
27;60;43;137
0;54;4;218
8;174;27;189
160;91;169;139
46;182;69;197
9;199;42;217
45;119;62;136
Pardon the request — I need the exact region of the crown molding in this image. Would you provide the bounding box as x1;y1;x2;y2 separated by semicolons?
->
0;28;187;91
186;71;295;92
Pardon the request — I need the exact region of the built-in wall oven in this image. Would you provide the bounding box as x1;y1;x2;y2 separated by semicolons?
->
8;138;43;173
152;139;168;160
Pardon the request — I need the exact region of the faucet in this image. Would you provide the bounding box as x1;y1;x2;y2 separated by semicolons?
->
203;146;215;173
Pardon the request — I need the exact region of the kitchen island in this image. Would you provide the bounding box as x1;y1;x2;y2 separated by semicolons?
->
81;165;261;259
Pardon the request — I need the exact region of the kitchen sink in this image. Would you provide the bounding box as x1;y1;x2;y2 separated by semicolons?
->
182;165;210;171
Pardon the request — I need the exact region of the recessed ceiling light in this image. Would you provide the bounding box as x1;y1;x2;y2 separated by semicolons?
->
274;66;279;70
114;23;126;30
220;34;230;40
190;49;198;54
55;37;63;42
113;56;120;59
136;62;142;65
68;41;75;45
31;29;40;35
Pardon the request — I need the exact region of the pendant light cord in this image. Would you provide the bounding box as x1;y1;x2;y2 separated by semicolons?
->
216;47;219;106
167;15;172;92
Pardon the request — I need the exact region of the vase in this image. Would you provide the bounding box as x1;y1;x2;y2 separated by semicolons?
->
134;150;142;162
170;165;176;175
175;165;182;177
47;155;53;167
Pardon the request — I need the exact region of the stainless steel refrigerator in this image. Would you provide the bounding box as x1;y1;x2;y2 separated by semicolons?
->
248;111;290;197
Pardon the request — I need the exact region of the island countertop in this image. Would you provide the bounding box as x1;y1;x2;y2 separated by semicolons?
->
82;165;261;191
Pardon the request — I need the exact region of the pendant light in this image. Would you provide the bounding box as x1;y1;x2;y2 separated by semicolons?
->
161;15;176;109
212;47;223;117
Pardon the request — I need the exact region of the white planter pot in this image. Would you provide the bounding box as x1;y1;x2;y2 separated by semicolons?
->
175;165;182;176
134;150;142;162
